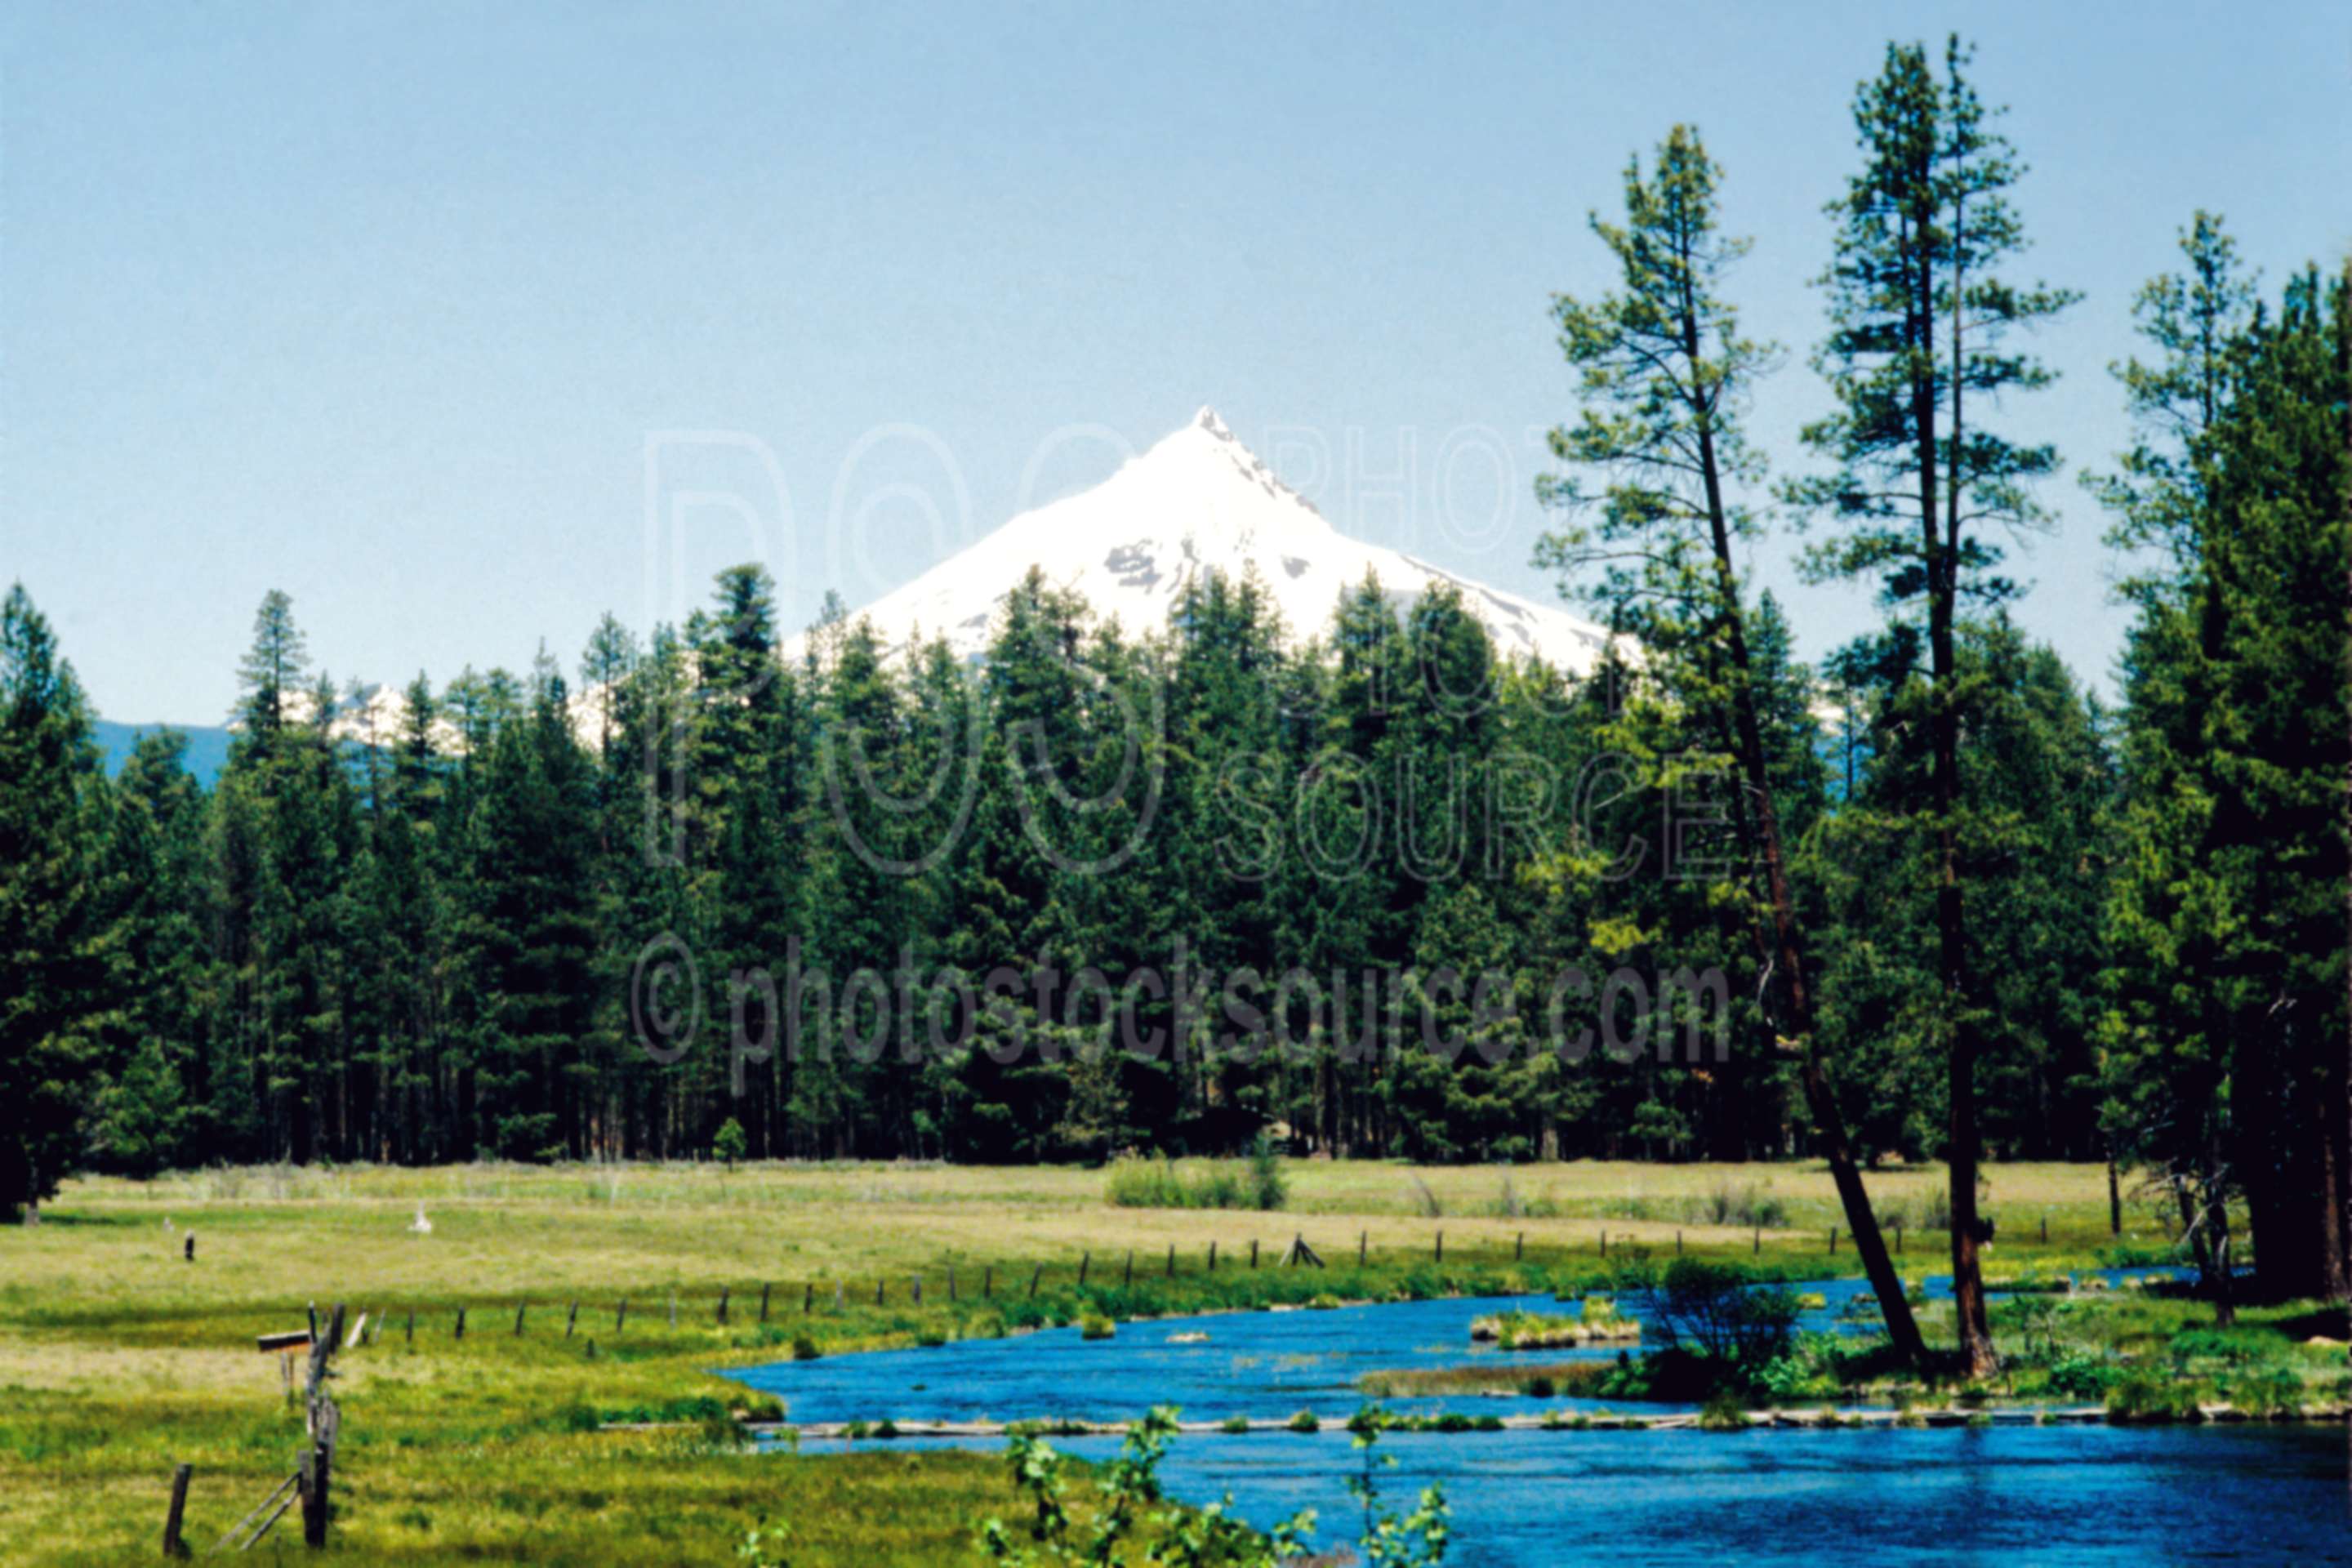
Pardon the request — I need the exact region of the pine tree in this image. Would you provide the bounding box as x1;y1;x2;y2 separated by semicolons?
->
0;586;113;1218
1536;122;1922;1360
1788;38;2078;1374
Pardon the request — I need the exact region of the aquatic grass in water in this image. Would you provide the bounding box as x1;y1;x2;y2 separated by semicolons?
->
1469;1307;1640;1350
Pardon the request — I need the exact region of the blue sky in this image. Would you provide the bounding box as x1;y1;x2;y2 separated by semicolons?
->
3;1;2345;723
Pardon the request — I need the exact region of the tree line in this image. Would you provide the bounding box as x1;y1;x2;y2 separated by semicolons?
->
2;38;2345;1350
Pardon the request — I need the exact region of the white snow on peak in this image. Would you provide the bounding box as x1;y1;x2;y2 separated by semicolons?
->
818;408;1613;674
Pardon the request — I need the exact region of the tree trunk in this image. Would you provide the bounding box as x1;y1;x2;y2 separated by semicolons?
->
1937;185;1996;1380
2336;256;2352;1307
1684;274;1926;1365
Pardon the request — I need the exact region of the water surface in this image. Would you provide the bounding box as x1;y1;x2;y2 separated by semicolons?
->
737;1284;2351;1564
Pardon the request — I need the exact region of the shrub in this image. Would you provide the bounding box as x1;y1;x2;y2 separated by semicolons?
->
711;1117;748;1169
1307;1294;1343;1311
1405;1174;1445;1218
1699;1390;1753;1432
2108;1370;2204;1424
2224;1364;2305;1419
1247;1134;1288;1211
1286;1410;1321;1432
1219;1413;1250;1434
1078;1313;1116;1341
1104;1156;1256;1210
1650;1259;1800;1368
790;1335;821;1361
1698;1181;1789;1230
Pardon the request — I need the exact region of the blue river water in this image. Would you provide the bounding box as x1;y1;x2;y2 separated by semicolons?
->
732;1280;2352;1565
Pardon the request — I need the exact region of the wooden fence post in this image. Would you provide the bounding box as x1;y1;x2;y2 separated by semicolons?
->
1829;1227;1838;1255
760;1283;772;1323
616;1299;628;1334
947;1266;957;1303
1165;1245;1175;1280
1123;1252;1134;1289
1360;1232;1368;1266
1753;1227;1761;1255
454;1307;466;1340
405;1308;414;1343
912;1277;922;1305
984;1266;994;1298
1600;1231;1607;1259
804;1282;814;1315
1250;1240;1258;1270
565;1302;579;1339
1028;1265;1043;1298
163;1463;193;1559
514;1302;526;1336
1207;1242;1217;1272
1079;1252;1091;1285
716;1287;729;1325
2040;1215;2048;1245
1514;1232;1524;1262
296;1450;319;1549
1434;1231;1443;1264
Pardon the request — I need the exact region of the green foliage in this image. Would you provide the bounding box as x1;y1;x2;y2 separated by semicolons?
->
1245;1134;1288;1212
713;1119;749;1169
1103;1158;1249;1210
981;1408;1318;1567
1343;1407;1451;1567
1647;1260;1801;1368
1698;1390;1753;1432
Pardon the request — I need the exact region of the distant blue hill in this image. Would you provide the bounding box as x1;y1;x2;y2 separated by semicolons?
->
94;719;233;786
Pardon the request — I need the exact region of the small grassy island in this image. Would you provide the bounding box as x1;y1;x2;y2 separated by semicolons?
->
1471;1299;1642;1349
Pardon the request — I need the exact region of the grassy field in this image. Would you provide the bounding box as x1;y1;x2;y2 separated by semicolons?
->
0;1159;2175;1564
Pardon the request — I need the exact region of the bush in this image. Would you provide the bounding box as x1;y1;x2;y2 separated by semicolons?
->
1405;1174;1445;1218
1699;1390;1752;1432
1219;1413;1250;1434
1650;1260;1800;1368
790;1335;821;1361
2046;1353;2123;1401
1104;1156;1256;1210
2108;1370;2204;1423
1286;1410;1321;1433
1697;1181;1789;1230
1247;1134;1288;1211
1078;1313;1116;1341
2225;1364;2305;1419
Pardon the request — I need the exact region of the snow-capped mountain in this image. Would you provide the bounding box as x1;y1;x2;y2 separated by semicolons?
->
211;408;1607;761
824;407;1612;673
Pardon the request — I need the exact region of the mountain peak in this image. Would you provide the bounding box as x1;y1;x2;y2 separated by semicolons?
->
822;410;1613;674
